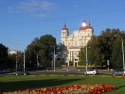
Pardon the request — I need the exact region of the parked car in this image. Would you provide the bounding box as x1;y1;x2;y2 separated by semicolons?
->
14;71;29;75
112;68;125;76
0;70;4;74
84;69;98;75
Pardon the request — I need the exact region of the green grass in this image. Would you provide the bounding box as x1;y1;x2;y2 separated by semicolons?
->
0;75;125;94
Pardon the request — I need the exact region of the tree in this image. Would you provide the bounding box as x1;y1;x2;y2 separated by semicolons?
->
7;54;16;68
39;34;56;60
7;50;23;69
78;28;125;68
26;34;57;69
56;43;67;64
0;43;8;69
110;38;122;68
78;48;85;66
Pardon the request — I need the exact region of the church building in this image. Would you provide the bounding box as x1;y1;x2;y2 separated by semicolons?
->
61;20;94;66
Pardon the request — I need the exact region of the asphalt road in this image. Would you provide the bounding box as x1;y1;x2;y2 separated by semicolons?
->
0;69;113;76
29;70;112;76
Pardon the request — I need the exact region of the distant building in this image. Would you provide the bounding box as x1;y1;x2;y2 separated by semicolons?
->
61;20;94;66
8;49;17;55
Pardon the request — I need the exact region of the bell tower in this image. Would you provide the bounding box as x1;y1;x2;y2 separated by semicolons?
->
61;24;69;45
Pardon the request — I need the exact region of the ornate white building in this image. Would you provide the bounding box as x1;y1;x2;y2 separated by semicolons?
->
61;20;94;66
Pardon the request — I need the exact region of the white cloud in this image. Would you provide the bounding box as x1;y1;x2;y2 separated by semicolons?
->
74;5;78;8
40;1;56;10
8;0;57;17
32;13;47;17
8;7;14;13
16;0;39;12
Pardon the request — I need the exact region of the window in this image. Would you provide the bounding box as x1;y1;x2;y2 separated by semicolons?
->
75;42;77;46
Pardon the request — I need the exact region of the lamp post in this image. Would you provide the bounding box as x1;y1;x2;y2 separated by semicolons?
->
24;49;25;72
51;46;55;71
16;51;18;71
86;46;88;72
121;37;125;70
16;55;17;72
85;36;88;72
37;54;38;70
53;46;55;71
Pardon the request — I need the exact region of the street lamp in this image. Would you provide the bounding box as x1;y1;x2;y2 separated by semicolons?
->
50;46;55;71
37;54;39;70
53;47;55;71
115;35;125;70
15;50;18;72
16;55;17;72
24;49;25;72
53;46;55;71
86;46;88;72
121;37;125;70
85;37;88;72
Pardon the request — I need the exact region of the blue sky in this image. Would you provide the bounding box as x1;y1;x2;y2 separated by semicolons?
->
0;0;125;51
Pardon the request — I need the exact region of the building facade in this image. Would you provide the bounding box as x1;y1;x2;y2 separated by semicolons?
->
61;20;94;66
8;49;17;55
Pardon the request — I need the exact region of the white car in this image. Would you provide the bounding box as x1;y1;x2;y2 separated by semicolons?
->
84;69;98;75
112;69;125;76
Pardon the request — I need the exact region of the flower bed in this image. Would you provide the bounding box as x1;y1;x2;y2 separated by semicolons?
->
3;84;115;94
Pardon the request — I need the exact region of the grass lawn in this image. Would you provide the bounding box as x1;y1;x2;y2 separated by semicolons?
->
0;75;125;94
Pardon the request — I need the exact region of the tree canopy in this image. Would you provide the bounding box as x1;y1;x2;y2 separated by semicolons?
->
25;34;56;69
79;28;125;69
0;43;8;69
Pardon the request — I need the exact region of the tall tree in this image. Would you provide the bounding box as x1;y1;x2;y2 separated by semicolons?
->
78;28;125;68
78;48;85;66
110;38;123;68
0;43;8;69
26;34;56;69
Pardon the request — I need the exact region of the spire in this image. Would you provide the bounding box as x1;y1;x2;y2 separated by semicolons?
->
62;23;68;30
88;21;91;26
83;19;87;23
64;23;66;28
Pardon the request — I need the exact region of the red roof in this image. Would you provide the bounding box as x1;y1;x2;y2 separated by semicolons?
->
79;25;93;30
79;21;93;30
62;24;68;30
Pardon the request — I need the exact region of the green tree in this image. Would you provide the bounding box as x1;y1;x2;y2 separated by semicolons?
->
87;36;102;68
26;34;56;69
110;38;123;68
0;43;8;69
7;54;16;68
78;48;85;66
98;28;122;67
78;28;125;68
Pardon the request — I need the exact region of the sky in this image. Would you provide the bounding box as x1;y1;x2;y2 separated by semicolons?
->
0;0;125;51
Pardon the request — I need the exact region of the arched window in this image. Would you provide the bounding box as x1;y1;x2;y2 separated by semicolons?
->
68;42;70;46
63;32;65;37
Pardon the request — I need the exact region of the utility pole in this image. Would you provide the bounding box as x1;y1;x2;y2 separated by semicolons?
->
37;54;38;70
86;45;88;72
85;37;88;72
121;38;125;70
15;50;18;72
54;46;55;71
24;49;25;72
16;55;17;72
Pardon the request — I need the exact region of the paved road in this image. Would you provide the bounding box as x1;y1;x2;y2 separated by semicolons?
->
29;69;112;76
0;69;113;76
